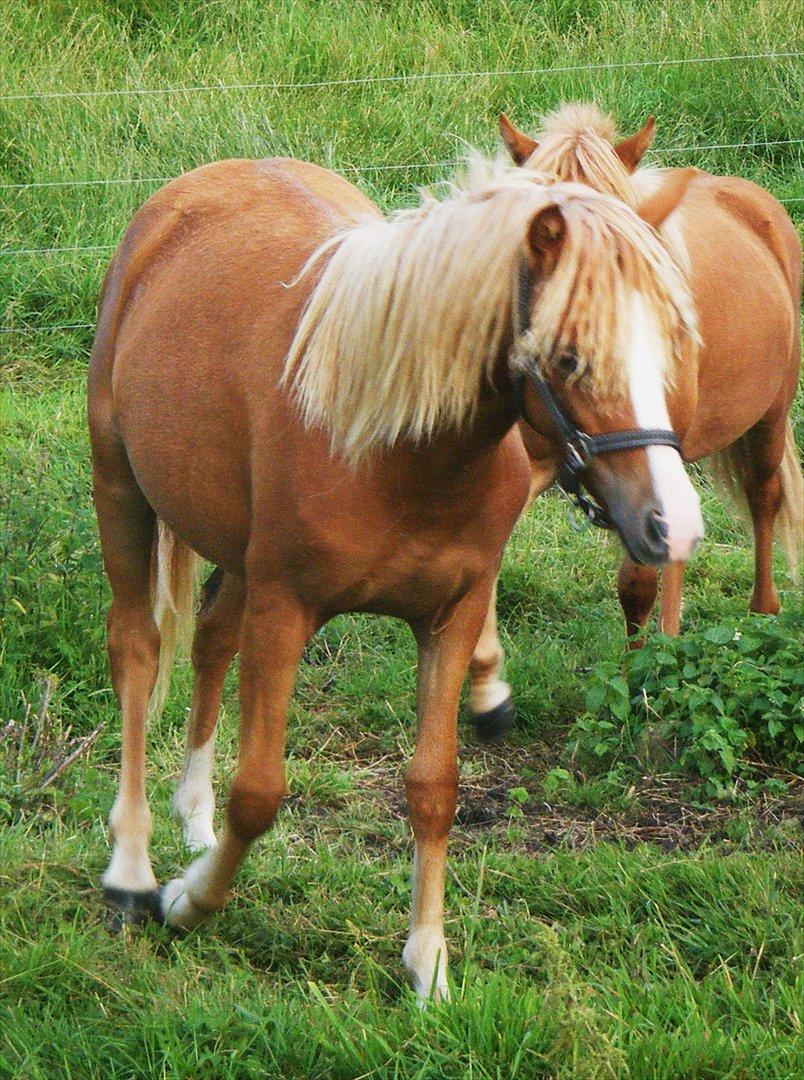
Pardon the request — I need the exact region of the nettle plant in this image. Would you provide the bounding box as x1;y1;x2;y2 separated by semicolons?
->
570;614;803;796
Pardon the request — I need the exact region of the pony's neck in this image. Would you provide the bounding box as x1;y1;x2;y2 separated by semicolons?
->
375;362;521;495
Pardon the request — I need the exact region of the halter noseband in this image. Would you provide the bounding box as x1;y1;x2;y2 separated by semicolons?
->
512;260;682;530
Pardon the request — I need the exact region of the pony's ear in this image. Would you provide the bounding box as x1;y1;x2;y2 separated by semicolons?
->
636;167;698;229
614;115;656;172
526;203;566;274
499;113;538;165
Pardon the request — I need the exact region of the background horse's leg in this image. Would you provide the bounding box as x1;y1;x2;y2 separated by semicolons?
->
741;419;789;615
159;584;310;929
94;461;161;918
404;581;493;1003
617;556;659;648
659;561;687;635
172;568;245;851
711;412;802;615
468;577;515;741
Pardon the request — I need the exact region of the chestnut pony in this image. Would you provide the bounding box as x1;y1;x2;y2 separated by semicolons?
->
89;154;700;999
498;106;802;639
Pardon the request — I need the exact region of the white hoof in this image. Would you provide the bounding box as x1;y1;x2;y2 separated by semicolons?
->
402;930;450;1004
469;676;512;716
159;876;211;930
159;848;229;929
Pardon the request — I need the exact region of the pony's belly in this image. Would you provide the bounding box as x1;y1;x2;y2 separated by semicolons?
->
114;368;252;571
129;443;250;571
292;538;495;623
683;341;791;459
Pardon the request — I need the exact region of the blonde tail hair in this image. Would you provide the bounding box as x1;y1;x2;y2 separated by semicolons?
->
149;521;199;717
777;420;803;581
708;418;803;583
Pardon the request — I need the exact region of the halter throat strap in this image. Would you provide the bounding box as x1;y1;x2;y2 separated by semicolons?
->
511;259;682;530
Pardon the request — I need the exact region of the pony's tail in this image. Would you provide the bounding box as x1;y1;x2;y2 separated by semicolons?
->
708;418;803;583
149;521;199;717
776;420;803;582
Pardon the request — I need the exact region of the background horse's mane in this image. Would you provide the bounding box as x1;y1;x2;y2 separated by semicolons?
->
524;102;692;274
526;103;637;206
283;156;697;462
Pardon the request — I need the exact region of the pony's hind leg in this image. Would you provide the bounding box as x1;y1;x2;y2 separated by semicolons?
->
404;581;493;1002
93;462;161;918
468;577;515;741
739;419;789;615
158;583;311;929
172;568;245;851
617;556;659;648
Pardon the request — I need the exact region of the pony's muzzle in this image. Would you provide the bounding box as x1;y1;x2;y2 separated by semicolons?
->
607;498;672;566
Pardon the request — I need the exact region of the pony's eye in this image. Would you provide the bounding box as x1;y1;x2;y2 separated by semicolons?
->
557;351;579;376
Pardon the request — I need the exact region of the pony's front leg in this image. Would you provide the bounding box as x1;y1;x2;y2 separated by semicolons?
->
617;556;659;648
159;585;311;929
659;561;687;635
403;581;493;1003
467;576;515;741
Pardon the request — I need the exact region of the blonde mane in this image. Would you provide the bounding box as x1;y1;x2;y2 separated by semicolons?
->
283;156;697;462
525;103;638;206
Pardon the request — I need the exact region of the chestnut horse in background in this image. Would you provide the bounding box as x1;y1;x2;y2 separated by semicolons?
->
464;104;803;739
89;153;701;999
506;105;801;626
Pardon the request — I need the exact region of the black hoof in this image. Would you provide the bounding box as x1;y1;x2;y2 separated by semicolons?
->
471;697;516;743
103;885;162;926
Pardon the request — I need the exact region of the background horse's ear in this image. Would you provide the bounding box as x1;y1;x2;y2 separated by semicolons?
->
614;115;656;172
499;113;538;165
636;167;699;229
526;203;566;274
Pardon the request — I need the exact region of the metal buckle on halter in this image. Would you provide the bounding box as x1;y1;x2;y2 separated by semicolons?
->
566;436;591;472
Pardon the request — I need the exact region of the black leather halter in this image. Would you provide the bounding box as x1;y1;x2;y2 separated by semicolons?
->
512;261;682;530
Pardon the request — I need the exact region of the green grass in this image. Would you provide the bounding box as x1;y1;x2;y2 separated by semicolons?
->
1;3;803;1077
1;0;802;386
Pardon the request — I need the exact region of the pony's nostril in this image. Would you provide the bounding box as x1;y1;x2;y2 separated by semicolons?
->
640;506;669;561
646;507;668;544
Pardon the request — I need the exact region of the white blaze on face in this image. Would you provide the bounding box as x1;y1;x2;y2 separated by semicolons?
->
626;291;703;562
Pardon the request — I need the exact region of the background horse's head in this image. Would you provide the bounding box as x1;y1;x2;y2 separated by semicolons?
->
513;182;703;565
499;102;656;201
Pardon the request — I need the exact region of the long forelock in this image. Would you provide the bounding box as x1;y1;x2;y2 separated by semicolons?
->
523;103;692;285
521;187;699;399
540;102;618;143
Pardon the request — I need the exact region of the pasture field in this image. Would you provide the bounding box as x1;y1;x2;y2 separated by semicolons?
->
1;2;802;1077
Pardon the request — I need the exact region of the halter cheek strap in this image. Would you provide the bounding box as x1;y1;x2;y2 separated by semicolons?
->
512;259;683;531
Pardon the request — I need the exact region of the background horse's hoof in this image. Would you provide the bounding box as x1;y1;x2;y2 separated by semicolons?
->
103;885;162;926
471;697;516;742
